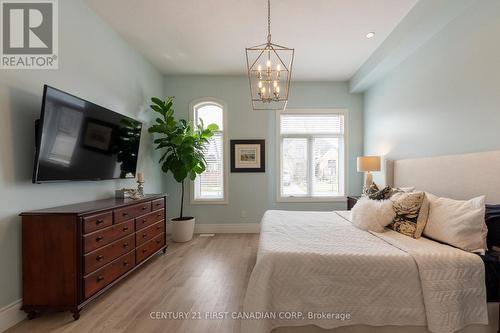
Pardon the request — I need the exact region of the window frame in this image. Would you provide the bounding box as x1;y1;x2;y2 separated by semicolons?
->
276;108;349;203
189;97;229;205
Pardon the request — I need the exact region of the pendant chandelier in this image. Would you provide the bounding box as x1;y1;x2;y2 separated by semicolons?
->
246;0;294;110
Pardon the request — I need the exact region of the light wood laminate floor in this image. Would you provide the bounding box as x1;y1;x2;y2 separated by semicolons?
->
7;234;259;333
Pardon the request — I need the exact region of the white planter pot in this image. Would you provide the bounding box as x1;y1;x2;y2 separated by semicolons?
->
171;217;195;242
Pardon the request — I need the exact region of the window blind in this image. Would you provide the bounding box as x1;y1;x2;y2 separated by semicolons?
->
195;133;224;199
280;114;344;135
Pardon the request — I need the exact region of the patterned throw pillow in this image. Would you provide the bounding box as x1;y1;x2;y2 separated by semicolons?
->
368;186;392;200
364;182;379;196
388;192;429;238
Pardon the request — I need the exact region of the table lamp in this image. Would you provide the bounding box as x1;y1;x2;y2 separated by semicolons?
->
357;156;381;194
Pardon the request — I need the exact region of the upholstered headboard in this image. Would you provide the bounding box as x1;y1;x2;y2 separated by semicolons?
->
385;150;500;204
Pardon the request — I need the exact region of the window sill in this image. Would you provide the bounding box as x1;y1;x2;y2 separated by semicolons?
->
190;199;228;205
276;196;347;203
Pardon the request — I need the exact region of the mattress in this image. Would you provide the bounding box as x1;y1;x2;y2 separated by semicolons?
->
242;210;488;333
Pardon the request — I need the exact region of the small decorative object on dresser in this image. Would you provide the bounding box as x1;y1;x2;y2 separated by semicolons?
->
231;140;265;172
347;196;361;210
137;171;145;196
20;194;167;320
357;156;381;194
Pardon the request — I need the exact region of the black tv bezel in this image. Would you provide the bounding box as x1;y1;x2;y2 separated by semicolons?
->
32;85;143;184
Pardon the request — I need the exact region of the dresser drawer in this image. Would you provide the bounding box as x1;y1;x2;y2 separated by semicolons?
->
135;209;165;231
136;221;165;246
136;233;165;264
114;202;152;223
84;234;135;275
84;251;135;299
83;211;113;234
151;198;165;211
83;219;134;254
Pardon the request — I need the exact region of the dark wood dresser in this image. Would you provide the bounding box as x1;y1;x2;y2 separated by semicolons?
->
20;194;167;320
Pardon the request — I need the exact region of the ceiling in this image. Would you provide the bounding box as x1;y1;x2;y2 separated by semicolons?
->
86;0;418;81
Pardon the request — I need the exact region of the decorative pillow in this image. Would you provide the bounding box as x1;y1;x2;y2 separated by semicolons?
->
485;204;500;250
368;186;392;200
388;192;429;238
368;186;415;201
388;187;415;198
351;197;395;233
423;194;487;254
364;182;379;196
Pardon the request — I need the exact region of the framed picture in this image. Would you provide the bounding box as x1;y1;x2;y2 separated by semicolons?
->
231;140;265;173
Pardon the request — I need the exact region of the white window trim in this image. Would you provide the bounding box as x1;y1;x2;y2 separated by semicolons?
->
276;108;349;203
189;97;229;205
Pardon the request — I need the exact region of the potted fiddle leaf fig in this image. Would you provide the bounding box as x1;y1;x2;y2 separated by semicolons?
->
148;97;218;242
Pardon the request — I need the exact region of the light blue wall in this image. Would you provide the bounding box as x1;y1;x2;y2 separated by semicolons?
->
163;76;364;223
0;0;164;308
363;1;500;165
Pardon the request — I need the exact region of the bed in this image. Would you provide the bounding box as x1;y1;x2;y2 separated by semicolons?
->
242;150;500;333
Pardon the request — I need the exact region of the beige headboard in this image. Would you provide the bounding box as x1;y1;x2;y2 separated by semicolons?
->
385;150;500;204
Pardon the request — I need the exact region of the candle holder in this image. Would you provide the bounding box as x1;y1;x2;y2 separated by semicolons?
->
137;179;144;197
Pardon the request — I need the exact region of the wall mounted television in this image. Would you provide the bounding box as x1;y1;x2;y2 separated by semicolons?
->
32;85;142;183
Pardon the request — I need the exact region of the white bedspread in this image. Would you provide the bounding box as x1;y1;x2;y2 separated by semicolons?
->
242;210;487;333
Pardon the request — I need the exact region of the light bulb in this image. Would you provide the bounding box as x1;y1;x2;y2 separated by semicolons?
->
261;87;266;94
258;81;263;88
273;81;278;88
257;65;262;72
266;59;271;68
276;86;280;93
276;64;281;71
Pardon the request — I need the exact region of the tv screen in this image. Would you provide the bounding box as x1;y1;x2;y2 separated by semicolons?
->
33;85;142;183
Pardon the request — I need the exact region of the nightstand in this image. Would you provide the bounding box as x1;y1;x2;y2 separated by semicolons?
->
481;251;500;333
347;196;361;210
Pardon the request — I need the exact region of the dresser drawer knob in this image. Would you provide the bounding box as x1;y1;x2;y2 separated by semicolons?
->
142;233;147;238
123;243;129;248
142;249;148;253
97;276;105;282
96;236;104;242
122;212;129;216
123;226;129;232
123;261;129;266
156;239;161;244
96;219;104;225
156;214;162;218
142;206;147;210
142;219;147;224
96;255;104;261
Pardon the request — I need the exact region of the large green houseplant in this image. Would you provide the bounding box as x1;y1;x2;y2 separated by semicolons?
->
148;96;218;242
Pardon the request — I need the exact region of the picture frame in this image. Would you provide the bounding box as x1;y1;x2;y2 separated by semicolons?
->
230;140;265;173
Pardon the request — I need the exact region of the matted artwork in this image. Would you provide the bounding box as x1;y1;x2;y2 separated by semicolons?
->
230;140;265;173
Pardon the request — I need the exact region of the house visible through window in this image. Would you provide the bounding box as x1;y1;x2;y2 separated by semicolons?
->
278;110;346;200
193;101;226;202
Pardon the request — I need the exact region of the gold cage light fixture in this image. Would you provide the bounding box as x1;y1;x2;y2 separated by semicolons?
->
246;0;294;110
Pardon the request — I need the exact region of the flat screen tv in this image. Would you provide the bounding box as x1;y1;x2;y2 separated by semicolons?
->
32;85;142;183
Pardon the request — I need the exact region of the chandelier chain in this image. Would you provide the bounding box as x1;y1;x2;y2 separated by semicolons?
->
267;0;271;39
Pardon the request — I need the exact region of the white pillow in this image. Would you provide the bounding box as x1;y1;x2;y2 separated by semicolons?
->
423;194;487;254
351;197;395;233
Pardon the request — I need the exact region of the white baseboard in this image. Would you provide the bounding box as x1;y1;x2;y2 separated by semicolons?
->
166;223;260;234
0;299;23;333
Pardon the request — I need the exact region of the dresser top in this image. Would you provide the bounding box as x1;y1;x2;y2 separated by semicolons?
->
20;194;167;216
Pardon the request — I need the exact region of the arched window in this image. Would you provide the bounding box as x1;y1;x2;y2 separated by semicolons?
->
192;100;226;203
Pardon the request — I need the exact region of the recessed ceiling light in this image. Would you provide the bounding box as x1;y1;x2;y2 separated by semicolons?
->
366;32;375;39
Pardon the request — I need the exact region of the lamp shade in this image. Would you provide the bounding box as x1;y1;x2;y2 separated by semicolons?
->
357;156;381;172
